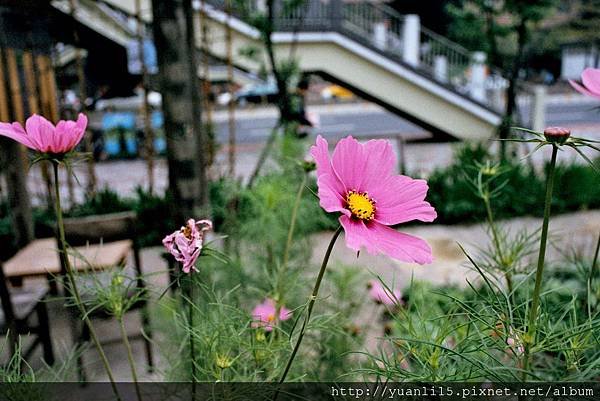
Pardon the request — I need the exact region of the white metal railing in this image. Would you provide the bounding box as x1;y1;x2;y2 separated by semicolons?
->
420;25;471;85
339;1;508;111
342;2;404;55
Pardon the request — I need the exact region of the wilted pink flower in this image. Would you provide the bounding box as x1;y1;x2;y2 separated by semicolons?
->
368;280;402;306
310;135;436;263
0;113;87;154
251;298;291;332
569;68;600;100
163;219;213;273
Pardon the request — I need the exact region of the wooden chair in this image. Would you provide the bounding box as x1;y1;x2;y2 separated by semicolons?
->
61;211;153;378
0;260;54;366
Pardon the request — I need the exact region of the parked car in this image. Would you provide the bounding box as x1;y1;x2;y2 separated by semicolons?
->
320;84;354;100
235;81;278;105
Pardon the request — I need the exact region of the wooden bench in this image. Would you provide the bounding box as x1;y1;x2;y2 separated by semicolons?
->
4;237;132;279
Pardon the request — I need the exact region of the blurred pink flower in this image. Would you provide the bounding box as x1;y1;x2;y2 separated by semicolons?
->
0;113;87;154
251;298;291;332
569;68;600;100
368;280;402;306
163;219;212;273
310;135;436;264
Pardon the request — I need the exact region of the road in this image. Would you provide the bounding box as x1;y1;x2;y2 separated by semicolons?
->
210;99;600;144
210;103;424;144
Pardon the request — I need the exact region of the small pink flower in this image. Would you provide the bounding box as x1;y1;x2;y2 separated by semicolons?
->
506;328;524;356
163;219;213;273
0;113;87;154
310;135;436;263
569;68;600;100
251;298;291;332
368;280;402;306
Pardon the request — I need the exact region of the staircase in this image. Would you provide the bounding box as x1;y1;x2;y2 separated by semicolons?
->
95;0;508;140
200;0;506;140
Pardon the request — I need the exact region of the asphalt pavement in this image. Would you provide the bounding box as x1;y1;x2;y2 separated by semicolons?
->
210;98;600;145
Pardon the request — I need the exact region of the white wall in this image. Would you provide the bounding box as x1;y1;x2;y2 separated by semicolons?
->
561;45;599;80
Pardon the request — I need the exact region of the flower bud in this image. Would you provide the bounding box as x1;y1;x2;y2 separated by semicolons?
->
543;127;571;144
215;354;233;369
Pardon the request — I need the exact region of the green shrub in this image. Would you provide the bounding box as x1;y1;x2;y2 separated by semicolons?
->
134;188;178;248
67;187;134;218
425;143;599;224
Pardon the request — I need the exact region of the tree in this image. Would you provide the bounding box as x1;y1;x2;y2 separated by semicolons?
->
69;0;97;194
447;0;558;160
135;0;155;194
225;0;236;178
568;0;600;67
151;0;209;220
235;0;306;186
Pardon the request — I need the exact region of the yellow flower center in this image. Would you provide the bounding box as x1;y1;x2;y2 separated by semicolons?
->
181;225;192;239
346;190;376;220
267;313;276;322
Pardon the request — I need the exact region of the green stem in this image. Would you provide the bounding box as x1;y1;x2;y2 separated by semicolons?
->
53;162;121;400
589;231;600;284
588;232;600;319
483;194;512;294
119;317;142;401
187;274;197;400
282;173;307;271
523;144;558;378
275;226;343;391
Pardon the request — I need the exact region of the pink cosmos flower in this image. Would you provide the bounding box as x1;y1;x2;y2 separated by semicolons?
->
162;219;213;273
310;135;436;264
569;68;600;100
251;298;291;332
0;113;87;154
368;280;402;306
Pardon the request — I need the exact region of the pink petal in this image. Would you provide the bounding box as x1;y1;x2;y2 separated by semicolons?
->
368;221;433;264
330;136;396;192
331;136;366;189
310;135;346;194
369;280;401;306
54;120;75;152
25;114;56;153
311;135;350;214
55;113;87;153
569;79;600;99
339;215;378;254
316;173;348;214
310;135;334;178
340;216;433;264
252;298;281;331
279;305;292;321
581;68;600;96
72;113;88;150
361;139;396;189
0;122;37;149
371;175;437;225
